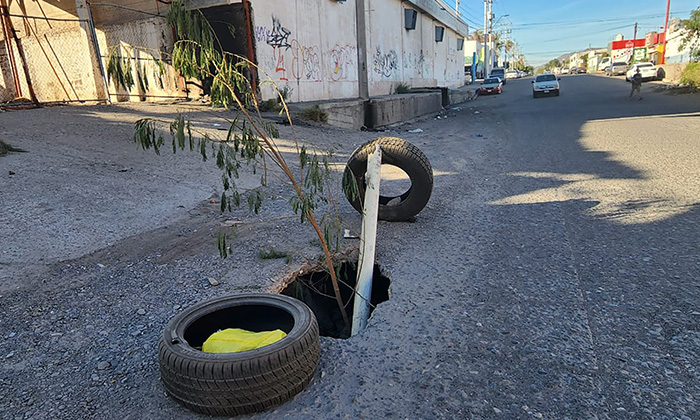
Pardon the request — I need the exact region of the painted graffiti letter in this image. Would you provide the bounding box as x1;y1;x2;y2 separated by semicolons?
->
373;48;398;78
267;17;291;50
329;44;357;81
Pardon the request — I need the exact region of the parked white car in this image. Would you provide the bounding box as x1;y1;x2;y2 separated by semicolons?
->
626;62;657;82
505;70;519;79
532;73;560;98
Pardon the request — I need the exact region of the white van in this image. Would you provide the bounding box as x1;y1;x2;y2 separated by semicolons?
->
489;68;506;84
599;57;611;71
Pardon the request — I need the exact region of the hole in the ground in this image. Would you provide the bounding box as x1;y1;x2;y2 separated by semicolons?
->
281;261;390;339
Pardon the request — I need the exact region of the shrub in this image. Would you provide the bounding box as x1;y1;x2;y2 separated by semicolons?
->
679;62;700;87
394;82;411;94
300;105;328;123
258;98;280;112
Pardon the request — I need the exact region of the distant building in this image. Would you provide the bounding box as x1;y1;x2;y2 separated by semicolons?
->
463;40;484;78
664;17;697;63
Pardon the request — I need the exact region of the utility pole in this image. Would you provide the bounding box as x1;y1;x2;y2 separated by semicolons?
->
662;0;670;64
483;0;488;78
486;0;493;76
632;22;638;63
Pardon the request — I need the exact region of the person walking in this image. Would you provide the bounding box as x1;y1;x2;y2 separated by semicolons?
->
629;68;643;100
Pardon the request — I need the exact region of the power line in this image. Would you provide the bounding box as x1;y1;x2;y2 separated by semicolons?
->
538;23;633;44
511;10;691;29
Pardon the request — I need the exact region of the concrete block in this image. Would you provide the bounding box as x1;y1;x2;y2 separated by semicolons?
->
449;87;477;105
319;100;367;130
369;92;442;128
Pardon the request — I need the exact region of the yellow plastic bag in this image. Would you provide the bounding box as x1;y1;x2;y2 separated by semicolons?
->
202;328;287;353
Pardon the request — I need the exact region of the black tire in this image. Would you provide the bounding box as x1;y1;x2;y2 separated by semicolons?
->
158;294;320;416
343;137;433;221
533;92;538;98
555;89;560;96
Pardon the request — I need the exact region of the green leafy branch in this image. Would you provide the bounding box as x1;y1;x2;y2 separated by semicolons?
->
132;0;351;328
106;46;167;93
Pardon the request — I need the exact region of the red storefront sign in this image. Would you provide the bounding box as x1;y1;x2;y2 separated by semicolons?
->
611;39;647;50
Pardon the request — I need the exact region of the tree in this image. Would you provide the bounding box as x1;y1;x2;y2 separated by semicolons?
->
132;0;354;328
546;58;562;70
681;6;700;61
468;29;483;41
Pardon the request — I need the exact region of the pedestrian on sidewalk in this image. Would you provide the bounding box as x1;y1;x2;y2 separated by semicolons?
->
629;68;643;100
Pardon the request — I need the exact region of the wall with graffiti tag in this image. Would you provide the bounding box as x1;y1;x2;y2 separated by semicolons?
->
217;0;466;103
366;2;464;96
250;0;359;103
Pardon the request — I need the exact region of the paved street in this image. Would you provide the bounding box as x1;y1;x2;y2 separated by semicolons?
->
1;75;699;419
296;74;700;419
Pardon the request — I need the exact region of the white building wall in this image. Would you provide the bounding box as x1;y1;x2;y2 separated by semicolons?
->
366;1;463;96
2;0;466;104
665;26;698;63
251;0;359;103
251;0;465;101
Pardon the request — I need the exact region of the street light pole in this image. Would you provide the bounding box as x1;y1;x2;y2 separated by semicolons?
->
483;0;489;78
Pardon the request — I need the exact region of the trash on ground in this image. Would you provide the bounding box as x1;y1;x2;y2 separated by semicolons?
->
202;328;286;353
474;134;484;138
343;229;359;239
408;129;423;133
474;111;480;114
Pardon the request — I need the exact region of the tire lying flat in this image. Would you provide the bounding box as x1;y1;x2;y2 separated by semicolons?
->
343;137;433;221
158;294;320;416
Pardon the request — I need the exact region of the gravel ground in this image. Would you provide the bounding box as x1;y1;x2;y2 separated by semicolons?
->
1;80;699;420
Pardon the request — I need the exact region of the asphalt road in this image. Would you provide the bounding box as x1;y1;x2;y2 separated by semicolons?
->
1;75;699;420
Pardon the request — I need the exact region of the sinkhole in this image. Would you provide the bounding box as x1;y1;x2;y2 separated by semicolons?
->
281;261;390;339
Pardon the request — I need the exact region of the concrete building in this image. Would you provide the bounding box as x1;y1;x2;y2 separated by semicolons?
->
0;0;468;105
463;39;484;79
664;17;698;63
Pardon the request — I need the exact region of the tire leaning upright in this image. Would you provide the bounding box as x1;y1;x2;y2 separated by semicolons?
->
343;137;433;222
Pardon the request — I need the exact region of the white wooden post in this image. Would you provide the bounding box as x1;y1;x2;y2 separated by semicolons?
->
352;145;382;336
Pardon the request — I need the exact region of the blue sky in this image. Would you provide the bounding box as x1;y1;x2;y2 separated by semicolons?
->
445;0;699;66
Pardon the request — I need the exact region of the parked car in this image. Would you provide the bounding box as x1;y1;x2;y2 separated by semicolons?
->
505;70;519;79
489;67;507;84
479;77;503;95
626;62;657;82
561;67;570;74
599;57;611;72
575;67;587;74
532;73;560;98
606;61;629;76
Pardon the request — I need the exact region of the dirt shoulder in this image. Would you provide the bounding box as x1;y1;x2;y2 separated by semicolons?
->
0;100;473;419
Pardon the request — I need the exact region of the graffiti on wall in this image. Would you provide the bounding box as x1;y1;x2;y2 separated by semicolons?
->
403;50;427;77
267;17;291;49
256;16;357;84
329;44;357;81
373;48;398;78
291;40;321;81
